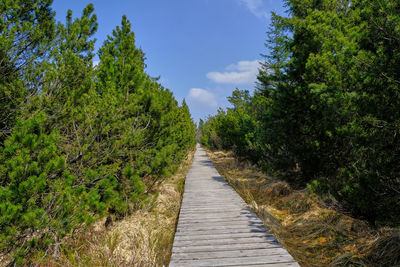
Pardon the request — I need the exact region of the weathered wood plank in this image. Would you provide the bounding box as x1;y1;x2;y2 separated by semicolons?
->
171;248;289;260
177;211;256;219
179;216;258;223
177;219;263;226
170;255;297;267
177;221;264;229
172;236;279;247
174;232;272;241
176;224;267;233
172;242;282;253
174;228;269;236
169;144;298;266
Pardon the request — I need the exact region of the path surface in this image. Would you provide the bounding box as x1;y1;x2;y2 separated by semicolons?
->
169;145;299;266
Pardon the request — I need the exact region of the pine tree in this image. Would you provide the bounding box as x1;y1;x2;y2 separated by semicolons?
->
97;15;146;97
255;0;400;224
202;0;400;225
0;113;97;264
0;4;196;262
0;0;55;142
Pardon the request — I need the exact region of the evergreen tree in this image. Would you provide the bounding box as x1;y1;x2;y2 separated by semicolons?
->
0;113;97;264
259;0;400;224
97;15;146;97
0;5;196;262
202;0;400;225
0;0;55;142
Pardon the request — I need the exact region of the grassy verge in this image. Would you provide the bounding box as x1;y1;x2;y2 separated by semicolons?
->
31;149;194;267
205;149;400;267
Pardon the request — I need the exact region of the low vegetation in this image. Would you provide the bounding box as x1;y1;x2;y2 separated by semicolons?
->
31;149;194;266
206;149;400;266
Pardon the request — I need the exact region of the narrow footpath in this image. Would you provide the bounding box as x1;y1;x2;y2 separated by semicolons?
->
169;144;299;266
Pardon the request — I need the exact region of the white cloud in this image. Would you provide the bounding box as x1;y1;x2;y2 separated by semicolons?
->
206;60;260;84
187;88;218;108
237;0;268;19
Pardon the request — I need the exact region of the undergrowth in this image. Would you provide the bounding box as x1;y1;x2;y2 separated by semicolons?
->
26;149;194;267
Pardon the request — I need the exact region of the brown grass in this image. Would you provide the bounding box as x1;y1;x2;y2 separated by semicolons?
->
32;150;194;267
206;149;400;267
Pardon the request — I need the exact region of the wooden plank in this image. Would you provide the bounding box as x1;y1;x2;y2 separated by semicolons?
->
177;221;264;229
172;236;278;247
178;208;246;214
177;219;260;225
171;248;289;260
177;218;263;225
174;232;272;241
169;144;298;266
170;255;296;267
177;211;256;219
177;221;264;230
174;228;269;237
172;242;282;253
176;224;266;232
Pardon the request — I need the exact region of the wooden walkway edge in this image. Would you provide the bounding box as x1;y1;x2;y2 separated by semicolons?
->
169;144;299;266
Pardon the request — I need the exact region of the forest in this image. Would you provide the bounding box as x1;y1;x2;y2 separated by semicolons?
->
0;0;196;263
200;0;400;227
2;0;400;265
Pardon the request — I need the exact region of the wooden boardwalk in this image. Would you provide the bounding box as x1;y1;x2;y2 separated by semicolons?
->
169;145;299;266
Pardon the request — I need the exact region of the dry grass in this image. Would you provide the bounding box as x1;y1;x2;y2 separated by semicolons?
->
32;150;194;267
206;149;400;267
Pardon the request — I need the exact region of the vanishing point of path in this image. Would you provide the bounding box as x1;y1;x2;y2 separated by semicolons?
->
169;144;299;267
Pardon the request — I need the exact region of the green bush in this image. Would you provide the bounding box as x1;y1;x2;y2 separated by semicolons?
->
0;113;93;262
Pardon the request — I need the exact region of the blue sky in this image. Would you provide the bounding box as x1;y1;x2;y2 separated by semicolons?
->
51;0;286;123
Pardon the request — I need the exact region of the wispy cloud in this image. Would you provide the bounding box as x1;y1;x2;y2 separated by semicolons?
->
237;0;268;19
187;88;218;108
206;60;260;84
